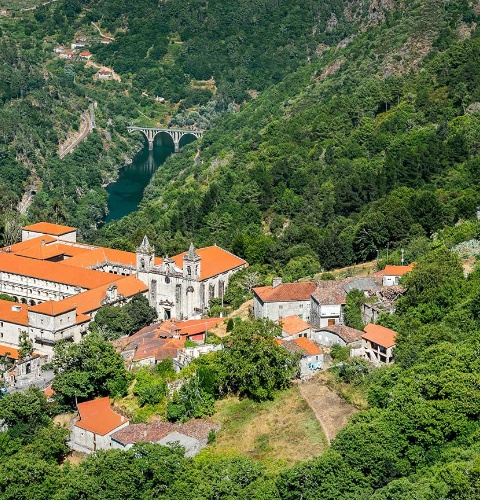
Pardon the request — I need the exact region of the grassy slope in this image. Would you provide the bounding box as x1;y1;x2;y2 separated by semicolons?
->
206;387;327;472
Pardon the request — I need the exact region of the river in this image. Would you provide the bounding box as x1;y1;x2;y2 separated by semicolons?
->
105;144;174;223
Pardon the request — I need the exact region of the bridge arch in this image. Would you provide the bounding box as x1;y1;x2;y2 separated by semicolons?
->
127;126;203;152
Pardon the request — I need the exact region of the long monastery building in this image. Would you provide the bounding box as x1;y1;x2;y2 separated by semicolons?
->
0;222;247;356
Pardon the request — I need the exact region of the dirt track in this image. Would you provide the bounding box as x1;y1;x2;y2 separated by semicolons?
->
298;376;358;445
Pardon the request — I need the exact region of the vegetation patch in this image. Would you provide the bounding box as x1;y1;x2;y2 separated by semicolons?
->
208;387;327;471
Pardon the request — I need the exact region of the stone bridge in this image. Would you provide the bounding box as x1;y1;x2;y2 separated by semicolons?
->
127;126;203;152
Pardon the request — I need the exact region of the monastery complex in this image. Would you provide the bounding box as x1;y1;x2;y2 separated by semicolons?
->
0;222;247;356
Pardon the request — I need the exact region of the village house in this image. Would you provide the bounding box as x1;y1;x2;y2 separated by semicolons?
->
309;280;347;328
101;37;112;44
277;314;311;340
71;40;86;49
280;337;323;378
71;397;129;453
376;264;414;286
110;420;220;456
53;45;65;54
59;50;74;59
253;279;316;321
0;222;246;356
312;324;363;347
360;323;397;364
79;50;92;60
97;68;114;80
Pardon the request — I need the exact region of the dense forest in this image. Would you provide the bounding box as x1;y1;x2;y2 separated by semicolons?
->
92;0;480;278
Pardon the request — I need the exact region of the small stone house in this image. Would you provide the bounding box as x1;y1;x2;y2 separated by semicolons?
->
312;324;363;347
361;323;397;364
253;279;316;321
110;420;220;457
277;315;311;340
281;337;323;378
71;397;129;453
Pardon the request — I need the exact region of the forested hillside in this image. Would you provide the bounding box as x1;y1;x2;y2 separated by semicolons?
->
97;0;480;278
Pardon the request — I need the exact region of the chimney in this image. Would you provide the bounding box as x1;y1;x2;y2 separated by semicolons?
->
272;277;282;288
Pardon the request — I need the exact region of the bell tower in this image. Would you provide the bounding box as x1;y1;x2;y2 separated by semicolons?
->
183;242;201;280
136;235;155;274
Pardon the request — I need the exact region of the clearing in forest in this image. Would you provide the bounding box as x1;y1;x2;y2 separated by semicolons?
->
207;386;327;471
298;374;360;445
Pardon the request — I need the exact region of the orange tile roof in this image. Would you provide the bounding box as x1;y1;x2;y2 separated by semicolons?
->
14;242;88;261
22;222;76;236
0;253;121;289
175;317;222;336
254;282;316;303
2;235;57;253
377;264;415;277
57;246;162;269
282;337;323;356
75;397;128;435
172;246;246;281
0;344;20;360
362;323;397;348
0;300;29;326
279;315;311;335
30;275;147;316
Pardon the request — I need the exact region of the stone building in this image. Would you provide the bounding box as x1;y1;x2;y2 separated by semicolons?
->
0;223;247;356
253;279;316;322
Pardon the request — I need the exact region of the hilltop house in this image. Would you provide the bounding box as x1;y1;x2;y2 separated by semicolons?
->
71;397;129;453
376;264;414;286
361;323;397;364
253;279;316;321
0;222;247;356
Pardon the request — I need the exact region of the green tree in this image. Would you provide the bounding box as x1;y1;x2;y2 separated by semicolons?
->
344;289;366;330
50;333;131;407
219;320;299;401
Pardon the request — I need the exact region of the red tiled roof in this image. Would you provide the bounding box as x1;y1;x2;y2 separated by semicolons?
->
253;282;316;303
171;246;246;281
22;222;76;236
75;397;128;435
0;253;121;289
362;323;396;348
30;275;147;316
0;301;28;326
376;264;414;277
282;337;323;356
2;235;57;253
15;242;88;260
115;318;220;362
175;318;222;336
317;324;364;344
279;315;310;335
311;281;346;305
0;344;20;360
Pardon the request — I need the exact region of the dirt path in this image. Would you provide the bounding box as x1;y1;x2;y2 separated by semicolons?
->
59;110;92;158
298;376;358;445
